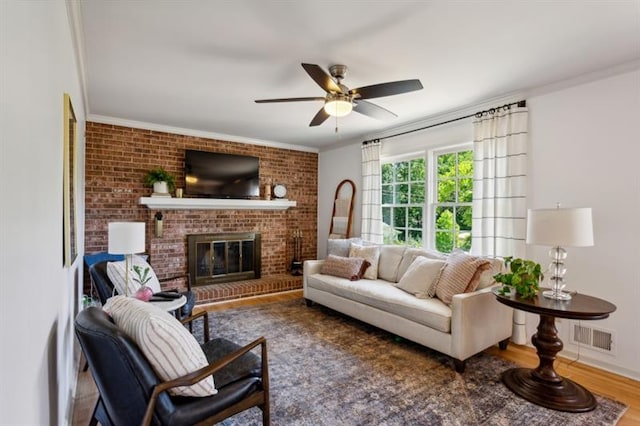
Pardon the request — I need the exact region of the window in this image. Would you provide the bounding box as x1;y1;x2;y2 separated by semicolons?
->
433;150;473;253
381;147;473;253
381;157;425;247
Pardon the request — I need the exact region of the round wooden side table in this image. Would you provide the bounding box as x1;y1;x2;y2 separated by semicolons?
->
494;289;616;412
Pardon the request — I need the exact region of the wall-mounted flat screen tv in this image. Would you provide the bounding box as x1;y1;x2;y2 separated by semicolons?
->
184;150;260;199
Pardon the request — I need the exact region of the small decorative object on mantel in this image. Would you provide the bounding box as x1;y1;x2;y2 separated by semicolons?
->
291;229;303;276
493;257;543;299
264;183;272;200
273;183;287;199
143;166;176;198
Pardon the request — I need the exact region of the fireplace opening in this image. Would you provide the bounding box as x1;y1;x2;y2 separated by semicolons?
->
188;232;261;286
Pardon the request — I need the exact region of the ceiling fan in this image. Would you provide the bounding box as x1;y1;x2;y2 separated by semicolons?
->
255;63;423;127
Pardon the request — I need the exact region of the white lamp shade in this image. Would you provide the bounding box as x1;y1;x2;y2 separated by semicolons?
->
526;207;594;247
108;222;146;254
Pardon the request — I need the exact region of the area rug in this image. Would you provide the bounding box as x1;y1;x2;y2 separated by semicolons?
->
193;300;627;425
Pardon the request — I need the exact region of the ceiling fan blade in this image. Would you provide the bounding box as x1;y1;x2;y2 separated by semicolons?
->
309;107;330;127
353;100;398;120
350;79;423;100
255;97;325;103
301;63;342;94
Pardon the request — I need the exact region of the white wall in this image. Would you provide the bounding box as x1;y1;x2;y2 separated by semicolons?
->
317;143;362;257
0;1;85;424
318;67;640;379
526;69;640;379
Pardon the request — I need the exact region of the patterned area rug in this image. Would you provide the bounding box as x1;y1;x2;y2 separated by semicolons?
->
193;299;627;425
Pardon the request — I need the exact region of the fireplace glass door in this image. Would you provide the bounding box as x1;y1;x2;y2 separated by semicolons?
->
189;233;261;286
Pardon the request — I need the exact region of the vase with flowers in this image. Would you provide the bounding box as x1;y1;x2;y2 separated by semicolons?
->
132;265;154;301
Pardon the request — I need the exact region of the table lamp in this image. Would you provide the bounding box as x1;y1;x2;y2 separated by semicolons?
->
108;222;146;296
526;205;593;300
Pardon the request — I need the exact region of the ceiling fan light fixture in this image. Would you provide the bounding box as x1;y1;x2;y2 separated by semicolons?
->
324;94;352;117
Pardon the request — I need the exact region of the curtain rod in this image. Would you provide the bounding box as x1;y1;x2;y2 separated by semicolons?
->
362;99;526;145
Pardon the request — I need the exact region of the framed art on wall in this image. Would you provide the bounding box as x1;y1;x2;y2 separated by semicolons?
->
63;93;77;267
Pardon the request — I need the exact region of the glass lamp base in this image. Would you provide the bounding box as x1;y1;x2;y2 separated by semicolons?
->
542;289;572;300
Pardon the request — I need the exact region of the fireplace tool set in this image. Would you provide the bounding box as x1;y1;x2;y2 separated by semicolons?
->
291;229;303;276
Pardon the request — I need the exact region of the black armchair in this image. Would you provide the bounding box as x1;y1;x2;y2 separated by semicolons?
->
75;307;270;425
88;260;196;319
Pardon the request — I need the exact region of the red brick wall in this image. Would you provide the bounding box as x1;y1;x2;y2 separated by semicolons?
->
85;122;317;291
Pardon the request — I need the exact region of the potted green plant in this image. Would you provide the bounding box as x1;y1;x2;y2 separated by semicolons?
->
143;166;175;194
493;256;543;299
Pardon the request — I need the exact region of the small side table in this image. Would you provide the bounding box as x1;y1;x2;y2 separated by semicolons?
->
150;295;187;314
494;289;616;412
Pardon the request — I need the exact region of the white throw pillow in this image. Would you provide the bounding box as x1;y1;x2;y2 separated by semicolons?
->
377;245;406;282
107;255;161;296
103;296;217;397
327;238;362;257
397;248;447;281
349;243;381;280
394;256;446;298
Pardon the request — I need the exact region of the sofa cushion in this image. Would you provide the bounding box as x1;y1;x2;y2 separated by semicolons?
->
103;296;217;397
377;245;406;282
397;248;447;281
349;243;381;280
433;250;490;304
394;256;446;298
307;274;452;333
327;237;363;257
320;255;370;281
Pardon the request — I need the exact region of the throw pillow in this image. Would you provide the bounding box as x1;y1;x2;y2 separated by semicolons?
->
320;255;370;281
477;257;504;290
397;248;447;281
103;296;217;397
377;245;406;282
349;243;381;280
394;256;446;298
433;250;490;304
107;255;161;296
327;237;363;257
464;262;492;293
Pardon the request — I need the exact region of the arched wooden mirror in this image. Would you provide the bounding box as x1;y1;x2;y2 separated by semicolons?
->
329;179;356;239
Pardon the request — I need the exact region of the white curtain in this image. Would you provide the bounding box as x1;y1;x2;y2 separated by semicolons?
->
361;140;383;243
471;105;528;344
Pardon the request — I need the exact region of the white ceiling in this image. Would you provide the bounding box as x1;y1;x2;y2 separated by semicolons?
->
77;1;640;151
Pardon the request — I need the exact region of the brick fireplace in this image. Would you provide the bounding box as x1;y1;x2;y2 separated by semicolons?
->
84;122;318;303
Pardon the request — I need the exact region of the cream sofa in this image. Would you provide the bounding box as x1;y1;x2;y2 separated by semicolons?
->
303;243;513;372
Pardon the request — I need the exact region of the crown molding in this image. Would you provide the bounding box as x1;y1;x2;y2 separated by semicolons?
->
87;115;319;154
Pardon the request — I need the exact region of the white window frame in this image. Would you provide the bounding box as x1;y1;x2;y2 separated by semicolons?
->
427;143;473;252
380;152;426;247
381;142;473;252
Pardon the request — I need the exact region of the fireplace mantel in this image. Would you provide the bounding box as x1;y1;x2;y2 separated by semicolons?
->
139;197;296;210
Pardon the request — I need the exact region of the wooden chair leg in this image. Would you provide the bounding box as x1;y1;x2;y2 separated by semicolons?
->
453;358;466;373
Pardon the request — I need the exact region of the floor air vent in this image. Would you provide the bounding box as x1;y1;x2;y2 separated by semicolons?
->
571;323;615;353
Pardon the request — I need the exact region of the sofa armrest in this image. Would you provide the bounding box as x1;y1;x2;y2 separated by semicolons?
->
303;260;324;298
303;259;324;276
450;285;513;361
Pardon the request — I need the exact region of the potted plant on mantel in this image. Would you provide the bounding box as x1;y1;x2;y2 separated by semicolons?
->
493;256;543;299
143;166;176;197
